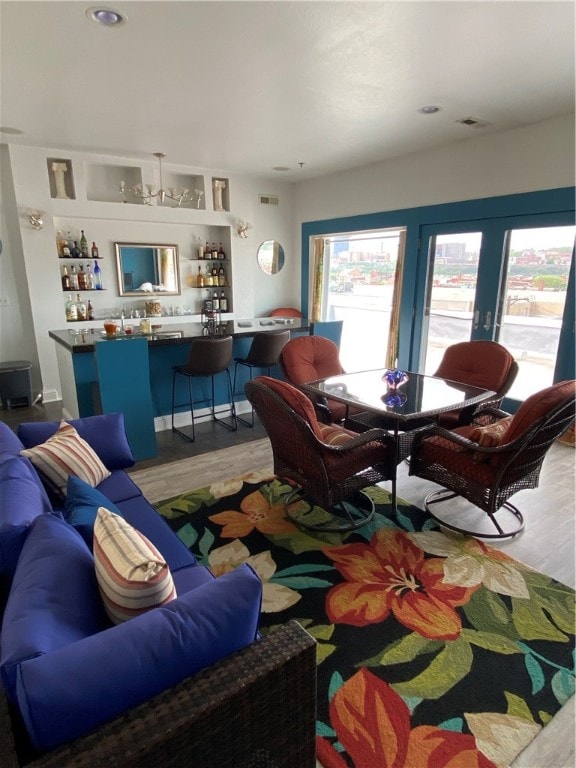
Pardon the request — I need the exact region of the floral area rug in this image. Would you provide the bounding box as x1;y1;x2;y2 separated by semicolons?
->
155;473;575;768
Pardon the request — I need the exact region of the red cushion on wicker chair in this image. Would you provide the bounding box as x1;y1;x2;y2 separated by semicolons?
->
504;380;576;445
280;336;344;384
317;423;357;446
434;341;514;393
254;376;323;439
418;428;497;484
469;416;514;447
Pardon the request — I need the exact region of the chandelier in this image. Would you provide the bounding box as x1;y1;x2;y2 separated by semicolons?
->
119;152;202;208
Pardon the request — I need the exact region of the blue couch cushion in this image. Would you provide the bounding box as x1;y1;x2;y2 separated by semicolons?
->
0;514;109;703
172;562;214;594
16;563;263;752
116;495;197;573
97;470;144;505
64;476;121;548
0;421;25;461
17;412;135;470
0;457;53;578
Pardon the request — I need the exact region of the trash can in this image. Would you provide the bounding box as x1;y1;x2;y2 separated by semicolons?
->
0;361;33;409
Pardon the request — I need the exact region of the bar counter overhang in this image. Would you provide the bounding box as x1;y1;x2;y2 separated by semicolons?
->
49;319;309;460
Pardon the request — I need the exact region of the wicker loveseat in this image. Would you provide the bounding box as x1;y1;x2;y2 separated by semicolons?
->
0;415;316;768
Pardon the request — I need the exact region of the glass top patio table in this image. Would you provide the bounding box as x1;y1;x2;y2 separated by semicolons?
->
301;369;495;424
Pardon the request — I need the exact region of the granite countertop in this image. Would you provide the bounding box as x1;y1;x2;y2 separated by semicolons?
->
49;318;309;353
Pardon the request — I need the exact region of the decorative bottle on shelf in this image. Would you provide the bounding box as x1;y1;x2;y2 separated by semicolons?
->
218;263;226;287
76;293;87;322
212;291;220;311
71;241;81;258
211;263;218;280
220;291;228;312
61;266;71;291
211;243;218;259
65;294;77;322
77;264;87;291
91;241;99;259
196;266;204;287
197;239;204;259
86;264;95;290
87;299;94;321
61;239;71;258
204;264;213;287
93;260;102;290
218;242;226;259
69;264;79;291
204;241;211;259
80;230;89;258
66;231;75;254
56;230;67;257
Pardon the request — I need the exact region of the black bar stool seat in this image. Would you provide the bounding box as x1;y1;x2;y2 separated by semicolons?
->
233;330;290;427
172;336;237;442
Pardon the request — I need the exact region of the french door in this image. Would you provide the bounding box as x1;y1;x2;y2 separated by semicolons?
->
415;214;575;406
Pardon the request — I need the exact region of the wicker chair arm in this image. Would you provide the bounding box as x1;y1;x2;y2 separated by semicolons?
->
318;427;395;455
470;406;511;426
411;419;539;457
1;621;317;768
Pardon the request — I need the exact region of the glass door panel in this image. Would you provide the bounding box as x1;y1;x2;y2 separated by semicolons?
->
496;225;575;400
420;232;482;374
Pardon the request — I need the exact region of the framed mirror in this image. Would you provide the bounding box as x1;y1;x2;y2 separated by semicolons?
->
257;239;285;275
114;242;180;297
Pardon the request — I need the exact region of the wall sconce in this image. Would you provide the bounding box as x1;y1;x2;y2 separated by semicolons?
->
27;210;45;230
236;220;252;239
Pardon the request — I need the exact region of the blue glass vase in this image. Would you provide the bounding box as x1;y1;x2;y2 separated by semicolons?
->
382;369;409;390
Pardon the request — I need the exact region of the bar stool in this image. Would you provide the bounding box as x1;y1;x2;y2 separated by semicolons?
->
172;336;237;442
233;330;290;427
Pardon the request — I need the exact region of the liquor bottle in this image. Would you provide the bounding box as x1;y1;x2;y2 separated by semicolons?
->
71;241;81;258
66;231;75;254
78;264;87;291
212;291;220;311
197;239;204;259
86;264;95;290
56;230;67;257
196;266;204;288
93;260;103;290
87;299;94;321
204;241;211;259
220;291;228;312
218;262;226;287
91;241;99;259
80;230;89;257
211;243;218;259
61;266;71;291
204;264;213;287
75;293;87;322
211;263;218;279
218;242;226;259
65;294;77;321
69;264;79;291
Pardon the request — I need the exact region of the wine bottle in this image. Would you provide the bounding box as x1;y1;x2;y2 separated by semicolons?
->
93;260;103;290
80;230;89;258
61;266;71;291
196;266;204;288
91;241;99;259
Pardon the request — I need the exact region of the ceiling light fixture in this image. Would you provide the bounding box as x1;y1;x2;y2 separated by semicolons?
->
119;153;200;207
26;210;45;230
417;105;442;114
86;7;127;26
236;220;253;239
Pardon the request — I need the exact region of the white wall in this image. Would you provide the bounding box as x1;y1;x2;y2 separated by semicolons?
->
294;115;575;225
1;145;297;401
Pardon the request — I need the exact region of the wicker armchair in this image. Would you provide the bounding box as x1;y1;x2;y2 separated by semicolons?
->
245;377;395;531
409;380;576;539
1;620;316;768
433;340;518;427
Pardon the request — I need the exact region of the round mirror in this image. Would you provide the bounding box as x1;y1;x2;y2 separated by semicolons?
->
257;240;285;275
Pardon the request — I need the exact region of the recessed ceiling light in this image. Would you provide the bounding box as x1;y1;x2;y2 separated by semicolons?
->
272;166;290;172
417;105;442;115
86;7;127;26
0;126;24;135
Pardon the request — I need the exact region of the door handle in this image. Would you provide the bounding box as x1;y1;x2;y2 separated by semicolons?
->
483;311;492;331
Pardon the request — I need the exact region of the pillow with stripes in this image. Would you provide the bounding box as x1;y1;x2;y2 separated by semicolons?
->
20;420;110;495
93;507;176;625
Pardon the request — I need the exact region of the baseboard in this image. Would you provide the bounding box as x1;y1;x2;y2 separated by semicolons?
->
154;401;251;432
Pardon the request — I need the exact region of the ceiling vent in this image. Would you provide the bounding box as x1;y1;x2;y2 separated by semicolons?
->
258;194;279;206
456;117;492;128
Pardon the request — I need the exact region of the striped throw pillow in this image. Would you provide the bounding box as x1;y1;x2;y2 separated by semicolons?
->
20;420;110;494
94;507;176;625
318;423;357;446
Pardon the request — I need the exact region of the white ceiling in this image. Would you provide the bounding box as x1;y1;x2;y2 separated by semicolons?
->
1;1;574;181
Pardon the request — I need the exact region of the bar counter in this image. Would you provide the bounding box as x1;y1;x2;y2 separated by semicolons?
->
50;318;309;460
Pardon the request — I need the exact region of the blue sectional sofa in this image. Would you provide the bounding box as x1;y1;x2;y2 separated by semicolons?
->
0;414;316;768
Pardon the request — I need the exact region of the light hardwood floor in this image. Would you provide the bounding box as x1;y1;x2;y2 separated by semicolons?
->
131;438;575;768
